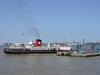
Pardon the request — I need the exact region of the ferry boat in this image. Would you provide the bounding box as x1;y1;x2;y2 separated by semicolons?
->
4;39;57;54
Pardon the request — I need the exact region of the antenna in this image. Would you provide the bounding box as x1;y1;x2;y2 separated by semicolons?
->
63;34;66;42
82;38;85;44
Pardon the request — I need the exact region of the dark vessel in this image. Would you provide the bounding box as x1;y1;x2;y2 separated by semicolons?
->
4;48;56;54
4;39;57;54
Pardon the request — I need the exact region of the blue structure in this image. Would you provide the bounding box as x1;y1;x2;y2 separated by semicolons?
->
78;43;100;54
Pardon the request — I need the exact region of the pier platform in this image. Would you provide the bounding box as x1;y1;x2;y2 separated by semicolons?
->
56;50;100;57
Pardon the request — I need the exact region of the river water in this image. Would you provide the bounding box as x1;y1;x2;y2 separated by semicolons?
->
0;48;100;75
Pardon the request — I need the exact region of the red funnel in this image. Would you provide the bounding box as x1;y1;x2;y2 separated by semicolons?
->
34;39;42;47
